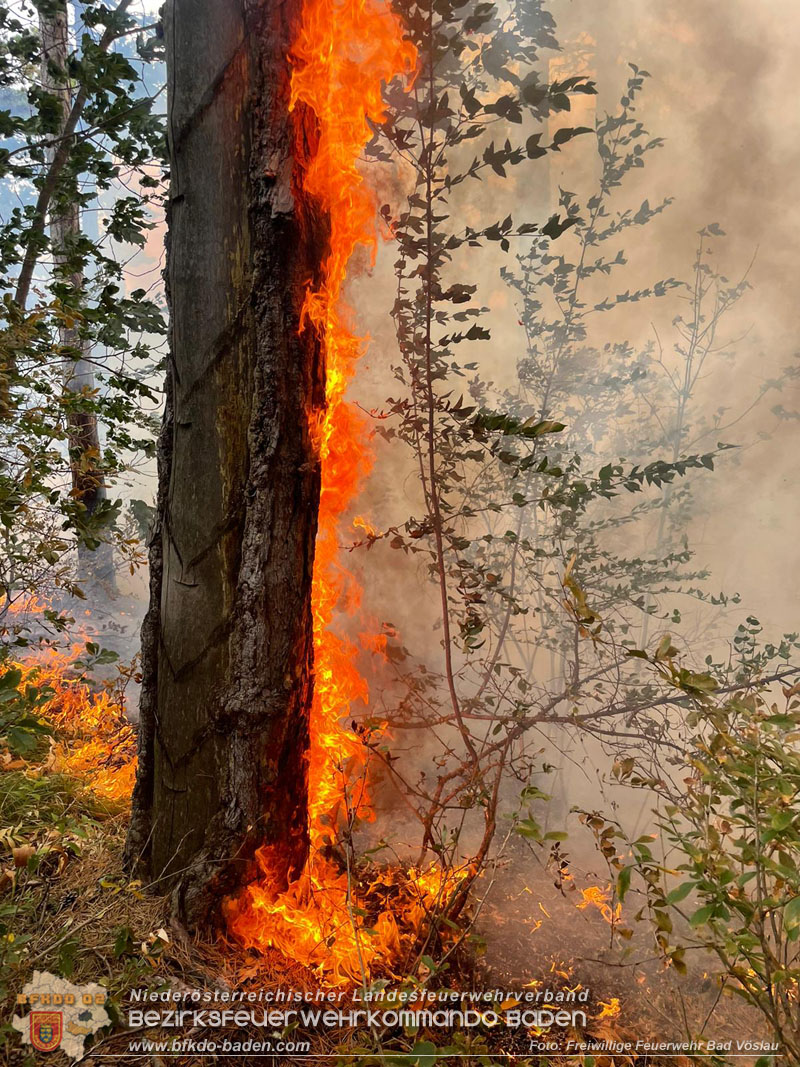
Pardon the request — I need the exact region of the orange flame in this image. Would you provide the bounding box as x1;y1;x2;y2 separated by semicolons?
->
595;997;621;1020
297;0;414;857
12;645;136;801
353;515;379;539
577;885;622;926
1;598;136;802
227;0;418;982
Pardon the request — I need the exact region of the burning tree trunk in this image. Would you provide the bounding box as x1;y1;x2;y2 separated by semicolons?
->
39;3;115;590
125;0;325;924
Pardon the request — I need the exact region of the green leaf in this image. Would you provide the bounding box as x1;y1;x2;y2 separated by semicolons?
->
412;1041;438;1067
665;881;694;905
689;904;715;927
783;895;800;933
58;937;80;978
617;866;632;902
516;817;542;842
771;811;794;832
524;419;566;437
112;925;135;958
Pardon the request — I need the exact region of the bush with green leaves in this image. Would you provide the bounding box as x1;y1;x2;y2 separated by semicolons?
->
356;0;799;927
0;655;52;755
584;648;800;1060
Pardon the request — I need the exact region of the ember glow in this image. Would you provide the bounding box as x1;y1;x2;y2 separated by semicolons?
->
226;0;428;983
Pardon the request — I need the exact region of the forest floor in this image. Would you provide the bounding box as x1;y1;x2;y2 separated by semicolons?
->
0;768;768;1066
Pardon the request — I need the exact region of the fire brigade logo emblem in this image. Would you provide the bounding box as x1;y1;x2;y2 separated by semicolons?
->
30;1011;63;1052
13;972;108;1060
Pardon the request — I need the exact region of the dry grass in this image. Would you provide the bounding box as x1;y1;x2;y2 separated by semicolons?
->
0;789;365;1065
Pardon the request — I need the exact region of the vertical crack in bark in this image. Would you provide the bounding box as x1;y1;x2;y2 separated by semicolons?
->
125;0;327;926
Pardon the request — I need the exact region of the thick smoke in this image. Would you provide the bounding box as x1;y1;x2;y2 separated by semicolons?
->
549;0;800;632
339;0;799;1022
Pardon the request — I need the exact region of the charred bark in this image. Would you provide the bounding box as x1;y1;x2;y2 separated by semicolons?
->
125;0;325;926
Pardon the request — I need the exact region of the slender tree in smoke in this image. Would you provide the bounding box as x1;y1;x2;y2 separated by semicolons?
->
39;0;115;591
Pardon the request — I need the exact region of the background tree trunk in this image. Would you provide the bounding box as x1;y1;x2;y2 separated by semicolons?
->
125;0;324;925
40;3;115;591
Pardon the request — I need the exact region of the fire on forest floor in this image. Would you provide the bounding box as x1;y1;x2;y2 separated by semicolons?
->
0;783;768;1067
0;634;772;1065
476;848;770;1060
0;623;769;1064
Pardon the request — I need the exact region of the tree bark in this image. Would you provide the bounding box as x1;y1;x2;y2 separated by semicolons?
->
39;3;115;590
125;0;324;927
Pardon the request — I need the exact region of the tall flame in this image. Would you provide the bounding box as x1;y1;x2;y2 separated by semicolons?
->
227;0;420;982
295;0;415;857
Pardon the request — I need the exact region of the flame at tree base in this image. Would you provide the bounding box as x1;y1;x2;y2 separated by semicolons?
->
228;850;463;985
